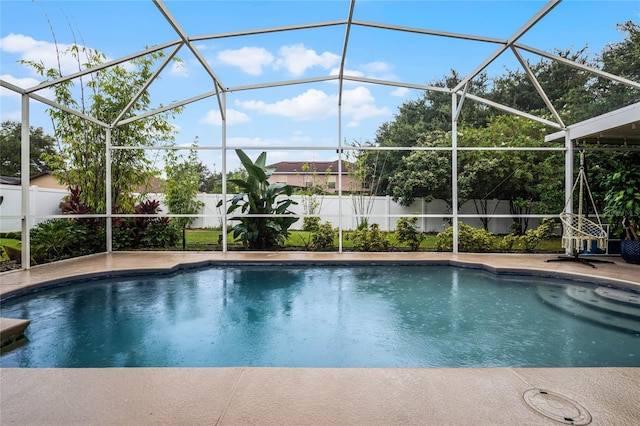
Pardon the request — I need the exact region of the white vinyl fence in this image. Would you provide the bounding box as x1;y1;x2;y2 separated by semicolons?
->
1;184;539;234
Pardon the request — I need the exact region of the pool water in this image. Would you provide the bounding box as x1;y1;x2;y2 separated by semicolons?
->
1;265;639;368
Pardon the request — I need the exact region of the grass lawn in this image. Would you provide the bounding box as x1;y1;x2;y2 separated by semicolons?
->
0;237;22;261
0;230;563;262
182;229;562;253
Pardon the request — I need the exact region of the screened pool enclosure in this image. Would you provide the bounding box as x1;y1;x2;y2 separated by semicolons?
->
1;0;639;268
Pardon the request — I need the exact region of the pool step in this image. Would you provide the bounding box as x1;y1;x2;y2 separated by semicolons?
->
0;317;30;350
536;285;640;333
565;286;640;318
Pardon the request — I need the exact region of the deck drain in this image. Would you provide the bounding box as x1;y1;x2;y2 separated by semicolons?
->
523;389;591;425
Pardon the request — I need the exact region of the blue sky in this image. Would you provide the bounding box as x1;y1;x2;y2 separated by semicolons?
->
1;0;639;172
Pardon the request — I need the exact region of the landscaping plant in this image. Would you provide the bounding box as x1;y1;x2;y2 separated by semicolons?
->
218;150;298;249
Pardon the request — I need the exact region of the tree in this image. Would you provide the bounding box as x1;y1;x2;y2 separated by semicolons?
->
22;45;180;213
218;149;298;249
457;115;561;231
0;120;56;177
386;130;452;207
164;143;204;249
489;47;594;123
593;21;640;113
368;70;492;195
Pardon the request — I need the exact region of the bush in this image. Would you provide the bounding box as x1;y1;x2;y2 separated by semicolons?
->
303;216;321;232
436;222;496;252
30;219;88;263
395;217;425;251
140;220;180;248
311;222;336;251
350;223;391;252
501;218;557;252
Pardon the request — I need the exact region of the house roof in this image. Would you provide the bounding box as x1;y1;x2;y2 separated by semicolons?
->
0;176;21;185
268;160;353;174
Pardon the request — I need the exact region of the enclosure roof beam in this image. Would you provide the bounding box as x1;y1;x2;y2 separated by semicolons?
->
23;40;182;94
111;42;185;128
514;43;640;90
0;79;25;95
29;92;110;128
453;0;561;92
228;76;337;92
118;90;220;126
338;0;356;106
343;75;450;93
464;93;563;129
153;0;226;121
190;20;346;41
511;46;565;128
351;20;504;45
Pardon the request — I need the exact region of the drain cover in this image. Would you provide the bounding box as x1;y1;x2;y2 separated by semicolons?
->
523;389;591;425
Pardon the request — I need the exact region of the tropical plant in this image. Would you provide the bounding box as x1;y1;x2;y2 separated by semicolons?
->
218;150;298;249
30;219;89;262
603;161;640;240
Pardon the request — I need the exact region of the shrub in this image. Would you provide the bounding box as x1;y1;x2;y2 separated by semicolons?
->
303;216;321;232
436;222;496;252
140;220;180;248
501;217;557;252
395;217;425;251
311;222;336;251
30;219;88;262
350;223;390;252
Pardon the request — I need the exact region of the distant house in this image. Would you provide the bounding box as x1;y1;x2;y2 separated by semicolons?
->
30;171;66;189
0;172;167;194
267;160;360;193
0;171;66;190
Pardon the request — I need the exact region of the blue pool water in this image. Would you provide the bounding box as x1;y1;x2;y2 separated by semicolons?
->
1;265;639;368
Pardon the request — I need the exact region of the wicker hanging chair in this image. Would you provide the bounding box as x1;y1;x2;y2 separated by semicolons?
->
548;151;612;268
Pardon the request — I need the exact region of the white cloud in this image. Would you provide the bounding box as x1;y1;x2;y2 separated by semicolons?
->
0;109;21;121
200;108;251;126
341;86;391;122
217;47;274;75
237;89;336;121
0;74;54;99
236;86;390;126
170;61;189;77
275;44;340;77
0;33;92;76
391;87;409;97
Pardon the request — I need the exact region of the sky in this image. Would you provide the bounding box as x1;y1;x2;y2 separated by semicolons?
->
1;0;639;173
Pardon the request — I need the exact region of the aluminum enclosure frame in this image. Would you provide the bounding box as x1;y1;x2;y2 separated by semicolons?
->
1;0;639;268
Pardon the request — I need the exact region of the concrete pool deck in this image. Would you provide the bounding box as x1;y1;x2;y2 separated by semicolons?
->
1;251;639;425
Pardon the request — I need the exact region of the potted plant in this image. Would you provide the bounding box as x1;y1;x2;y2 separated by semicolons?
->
603;165;640;264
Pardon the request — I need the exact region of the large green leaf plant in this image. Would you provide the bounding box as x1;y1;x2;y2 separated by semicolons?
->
219;150;298;249
603;161;640;241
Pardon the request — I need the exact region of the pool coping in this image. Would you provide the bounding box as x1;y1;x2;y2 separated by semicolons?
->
2;251;639;301
1;252;640;425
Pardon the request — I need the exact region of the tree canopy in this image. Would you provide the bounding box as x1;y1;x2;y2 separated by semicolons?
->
22;45;181;213
357;20;639;232
0;120;56;177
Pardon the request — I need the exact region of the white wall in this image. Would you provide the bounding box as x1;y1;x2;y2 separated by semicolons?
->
0;185;69;232
0;185;538;234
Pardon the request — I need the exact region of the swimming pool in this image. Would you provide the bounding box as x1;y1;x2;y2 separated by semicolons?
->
1;265;639;368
